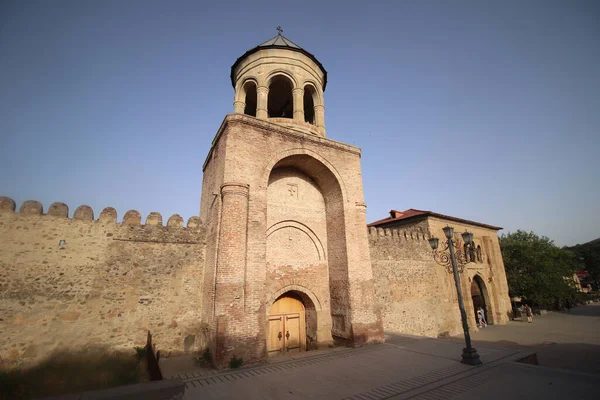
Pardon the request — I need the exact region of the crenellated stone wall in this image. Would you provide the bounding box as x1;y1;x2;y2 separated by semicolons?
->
367;227;463;338
0;192;512;368
0;33;518;373
368;215;512;339
426;217;512;328
0;197;205;367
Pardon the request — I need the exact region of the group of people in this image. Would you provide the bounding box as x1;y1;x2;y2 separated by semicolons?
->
476;306;487;328
476;303;535;328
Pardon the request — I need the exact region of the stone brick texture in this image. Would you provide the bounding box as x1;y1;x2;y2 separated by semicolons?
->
266;166;333;345
0;41;514;370
0;122;511;370
0;200;205;367
368;216;512;339
199;114;384;367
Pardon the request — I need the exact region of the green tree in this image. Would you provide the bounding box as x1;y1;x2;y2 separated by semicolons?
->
569;238;600;291
500;230;579;309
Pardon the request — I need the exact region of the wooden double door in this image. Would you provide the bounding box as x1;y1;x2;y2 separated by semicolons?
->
268;295;306;357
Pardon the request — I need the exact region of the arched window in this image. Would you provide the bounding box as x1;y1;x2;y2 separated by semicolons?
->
242;81;257;117
477;245;482;263
303;85;316;124
268;76;293;118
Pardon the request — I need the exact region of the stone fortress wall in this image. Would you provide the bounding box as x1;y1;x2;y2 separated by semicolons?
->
368;226;463;338
0;32;513;369
368;217;512;339
0;191;511;367
0;197;205;367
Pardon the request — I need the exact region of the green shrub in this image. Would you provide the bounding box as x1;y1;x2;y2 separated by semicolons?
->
133;346;147;361
228;354;243;369
194;348;214;368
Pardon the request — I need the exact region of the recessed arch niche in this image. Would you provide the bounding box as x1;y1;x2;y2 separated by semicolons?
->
266;153;350;340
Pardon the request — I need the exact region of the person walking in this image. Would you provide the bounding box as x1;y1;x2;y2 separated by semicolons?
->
525;304;533;323
479;306;488;327
476;308;484;328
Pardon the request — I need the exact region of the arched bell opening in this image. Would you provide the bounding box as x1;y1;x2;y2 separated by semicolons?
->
303;85;317;124
471;275;493;325
268;291;318;356
243;81;257;117
268;76;294;118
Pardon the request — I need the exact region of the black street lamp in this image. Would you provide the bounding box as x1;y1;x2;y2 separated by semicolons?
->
428;225;482;365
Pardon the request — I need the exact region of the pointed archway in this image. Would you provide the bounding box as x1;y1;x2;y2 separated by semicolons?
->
267;290;318;357
471;275;494;325
265;152;352;343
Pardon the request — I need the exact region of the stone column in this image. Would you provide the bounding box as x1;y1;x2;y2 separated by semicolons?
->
256;86;269;120
347;202;384;345
214;182;251;367
314;104;326;135
484;236;511;324
233;100;245;114
293;88;304;122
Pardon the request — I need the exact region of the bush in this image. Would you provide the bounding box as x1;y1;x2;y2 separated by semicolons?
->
133;346;147;361
0;347;148;400
575;292;595;305
194;348;214;368
229;355;243;369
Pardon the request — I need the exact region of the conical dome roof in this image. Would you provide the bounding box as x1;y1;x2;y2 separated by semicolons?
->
230;32;327;90
257;33;302;49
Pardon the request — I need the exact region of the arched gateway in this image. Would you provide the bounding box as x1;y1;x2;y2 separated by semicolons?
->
268;291;316;356
200;30;383;367
471;275;494;325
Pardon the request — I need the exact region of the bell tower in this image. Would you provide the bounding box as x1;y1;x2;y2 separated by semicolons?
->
200;30;383;367
230;27;327;136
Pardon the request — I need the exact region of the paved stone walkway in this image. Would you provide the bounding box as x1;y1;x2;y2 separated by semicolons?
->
170;332;599;399
449;302;600;373
165;304;600;399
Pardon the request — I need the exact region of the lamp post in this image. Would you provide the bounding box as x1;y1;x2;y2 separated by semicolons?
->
428;225;481;365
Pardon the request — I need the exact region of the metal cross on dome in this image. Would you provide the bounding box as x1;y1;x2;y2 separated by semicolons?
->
277;26;283;35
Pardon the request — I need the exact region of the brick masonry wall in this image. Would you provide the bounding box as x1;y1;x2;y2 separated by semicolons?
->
0;198;205;368
0;110;512;370
200;114;383;366
266;166;333;344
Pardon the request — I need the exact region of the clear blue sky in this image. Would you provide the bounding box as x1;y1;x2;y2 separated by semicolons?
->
1;0;598;246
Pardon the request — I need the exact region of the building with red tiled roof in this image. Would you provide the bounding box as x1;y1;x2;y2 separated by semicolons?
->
368;209;502;231
366;208;511;337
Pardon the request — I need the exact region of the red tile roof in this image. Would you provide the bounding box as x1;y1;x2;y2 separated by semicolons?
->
368;208;502;231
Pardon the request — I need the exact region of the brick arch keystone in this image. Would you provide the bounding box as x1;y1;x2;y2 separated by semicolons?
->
262;148;347;203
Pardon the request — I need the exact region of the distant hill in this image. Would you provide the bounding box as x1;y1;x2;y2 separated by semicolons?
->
569;237;600;251
568;238;600;290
